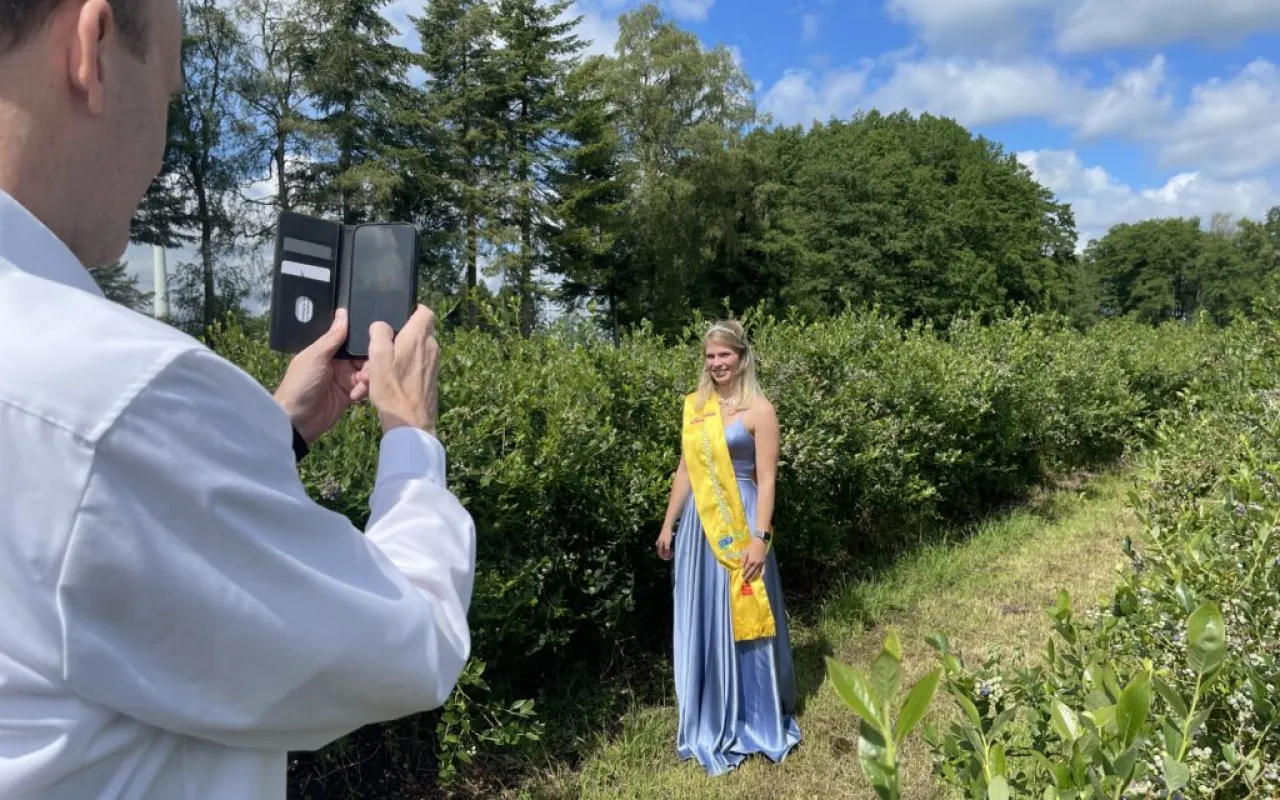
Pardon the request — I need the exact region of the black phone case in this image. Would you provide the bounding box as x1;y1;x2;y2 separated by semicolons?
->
268;213;420;357
267;211;342;353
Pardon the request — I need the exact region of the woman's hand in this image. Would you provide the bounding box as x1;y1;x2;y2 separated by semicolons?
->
656;528;675;560
741;538;766;582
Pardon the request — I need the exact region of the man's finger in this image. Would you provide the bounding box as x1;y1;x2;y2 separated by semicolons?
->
309;308;349;355
400;304;436;340
368;321;395;371
349;379;370;403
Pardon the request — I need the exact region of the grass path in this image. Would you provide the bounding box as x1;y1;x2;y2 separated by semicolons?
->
517;469;1141;799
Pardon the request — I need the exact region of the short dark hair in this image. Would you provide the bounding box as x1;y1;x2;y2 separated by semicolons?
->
0;0;148;58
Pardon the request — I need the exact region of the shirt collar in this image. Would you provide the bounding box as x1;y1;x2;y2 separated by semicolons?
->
0;188;106;298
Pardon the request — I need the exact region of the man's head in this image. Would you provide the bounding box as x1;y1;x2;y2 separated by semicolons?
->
0;0;183;267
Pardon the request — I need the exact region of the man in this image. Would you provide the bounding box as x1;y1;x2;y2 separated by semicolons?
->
0;0;476;795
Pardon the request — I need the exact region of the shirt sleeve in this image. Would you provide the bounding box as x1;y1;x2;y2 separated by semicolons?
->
56;347;476;752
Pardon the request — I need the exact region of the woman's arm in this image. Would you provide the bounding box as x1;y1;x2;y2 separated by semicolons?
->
661;457;691;533
752;400;780;534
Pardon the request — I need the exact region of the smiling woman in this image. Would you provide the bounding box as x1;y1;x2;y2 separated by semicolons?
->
654;319;802;776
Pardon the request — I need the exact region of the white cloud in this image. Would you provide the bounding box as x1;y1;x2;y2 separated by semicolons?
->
1016;148;1280;247
885;0;1051;53
667;0;713;22
1073;56;1173;140
1055;0;1280;53
761;55;1172;136
866;58;1077;126
801;12;821;43
760;66;870;126
885;0;1280;55
1158;59;1280;179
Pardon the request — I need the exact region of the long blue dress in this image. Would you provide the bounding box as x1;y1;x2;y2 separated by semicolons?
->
672;415;802;776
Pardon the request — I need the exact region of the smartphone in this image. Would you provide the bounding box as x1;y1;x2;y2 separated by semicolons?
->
267;212;420;358
337;223;420;359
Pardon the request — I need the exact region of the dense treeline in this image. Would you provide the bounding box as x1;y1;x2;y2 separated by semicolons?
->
1078;210;1280;327
109;0;1276;343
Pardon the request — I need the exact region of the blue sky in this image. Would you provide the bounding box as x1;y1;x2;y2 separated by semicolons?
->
124;0;1280;307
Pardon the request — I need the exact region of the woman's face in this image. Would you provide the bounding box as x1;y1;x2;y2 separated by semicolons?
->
704;340;740;386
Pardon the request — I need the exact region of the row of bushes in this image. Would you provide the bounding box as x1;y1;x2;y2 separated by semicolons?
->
829;308;1280;798
206;303;1237;793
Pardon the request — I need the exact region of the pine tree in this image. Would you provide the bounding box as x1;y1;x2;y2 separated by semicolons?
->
414;0;506;327
295;0;411;224
547;56;629;342
492;0;584;336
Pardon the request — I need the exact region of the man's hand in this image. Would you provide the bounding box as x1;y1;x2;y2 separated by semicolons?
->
367;305;439;435
274;309;369;445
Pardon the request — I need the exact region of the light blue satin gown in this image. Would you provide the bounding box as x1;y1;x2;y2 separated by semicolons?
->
672;415;802;776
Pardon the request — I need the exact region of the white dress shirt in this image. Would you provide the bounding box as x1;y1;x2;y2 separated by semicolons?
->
0;189;477;799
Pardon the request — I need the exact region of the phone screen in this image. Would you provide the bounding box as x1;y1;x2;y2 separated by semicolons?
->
346;224;416;357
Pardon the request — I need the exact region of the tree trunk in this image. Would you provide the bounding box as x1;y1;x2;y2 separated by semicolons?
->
466;210;479;328
275;128;289;211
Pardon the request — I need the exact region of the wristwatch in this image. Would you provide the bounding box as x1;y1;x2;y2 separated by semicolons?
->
751;529;772;544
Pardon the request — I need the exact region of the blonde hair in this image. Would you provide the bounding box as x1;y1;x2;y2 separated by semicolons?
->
694;320;761;411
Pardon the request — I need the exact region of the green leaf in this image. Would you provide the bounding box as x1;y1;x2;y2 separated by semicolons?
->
826;657;882;723
896;667;940;745
1053;589;1071;621
1099;663;1123;701
881;627;903;661
1223;742;1239;765
1186;602;1226;678
1161;719;1184;756
1154;676;1189;722
871;651;901;714
925;632;950;655
1163;755;1191;792
1112;585;1139;616
989;742;1008;777
988;705;1018;739
1114;744;1139;781
857;720;897;800
988;775;1010;800
951;687;984;728
1174;581;1197;614
1086;704;1115;733
1116;672;1151;749
1051;698;1080;744
1188;705;1213;737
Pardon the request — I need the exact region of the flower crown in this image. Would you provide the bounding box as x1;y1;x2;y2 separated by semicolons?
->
707;323;748;349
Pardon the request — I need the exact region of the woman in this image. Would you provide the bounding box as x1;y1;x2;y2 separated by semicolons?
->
655;320;802;776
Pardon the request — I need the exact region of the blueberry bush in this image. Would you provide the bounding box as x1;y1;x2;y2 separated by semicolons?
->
206;301;1239;795
828;307;1280;797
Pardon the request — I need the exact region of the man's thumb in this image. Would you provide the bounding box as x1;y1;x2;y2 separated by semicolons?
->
312;308;349;355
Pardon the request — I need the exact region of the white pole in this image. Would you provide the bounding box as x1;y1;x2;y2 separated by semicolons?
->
152;245;168;319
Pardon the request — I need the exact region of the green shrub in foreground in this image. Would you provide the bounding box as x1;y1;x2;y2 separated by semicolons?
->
206;304;1235;790
829;314;1280;798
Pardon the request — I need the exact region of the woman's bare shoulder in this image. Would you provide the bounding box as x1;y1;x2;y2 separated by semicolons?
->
745;394;777;431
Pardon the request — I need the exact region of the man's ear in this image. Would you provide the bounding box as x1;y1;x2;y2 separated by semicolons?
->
68;0;115;115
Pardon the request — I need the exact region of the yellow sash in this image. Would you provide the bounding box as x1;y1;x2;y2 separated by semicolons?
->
681;393;776;642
